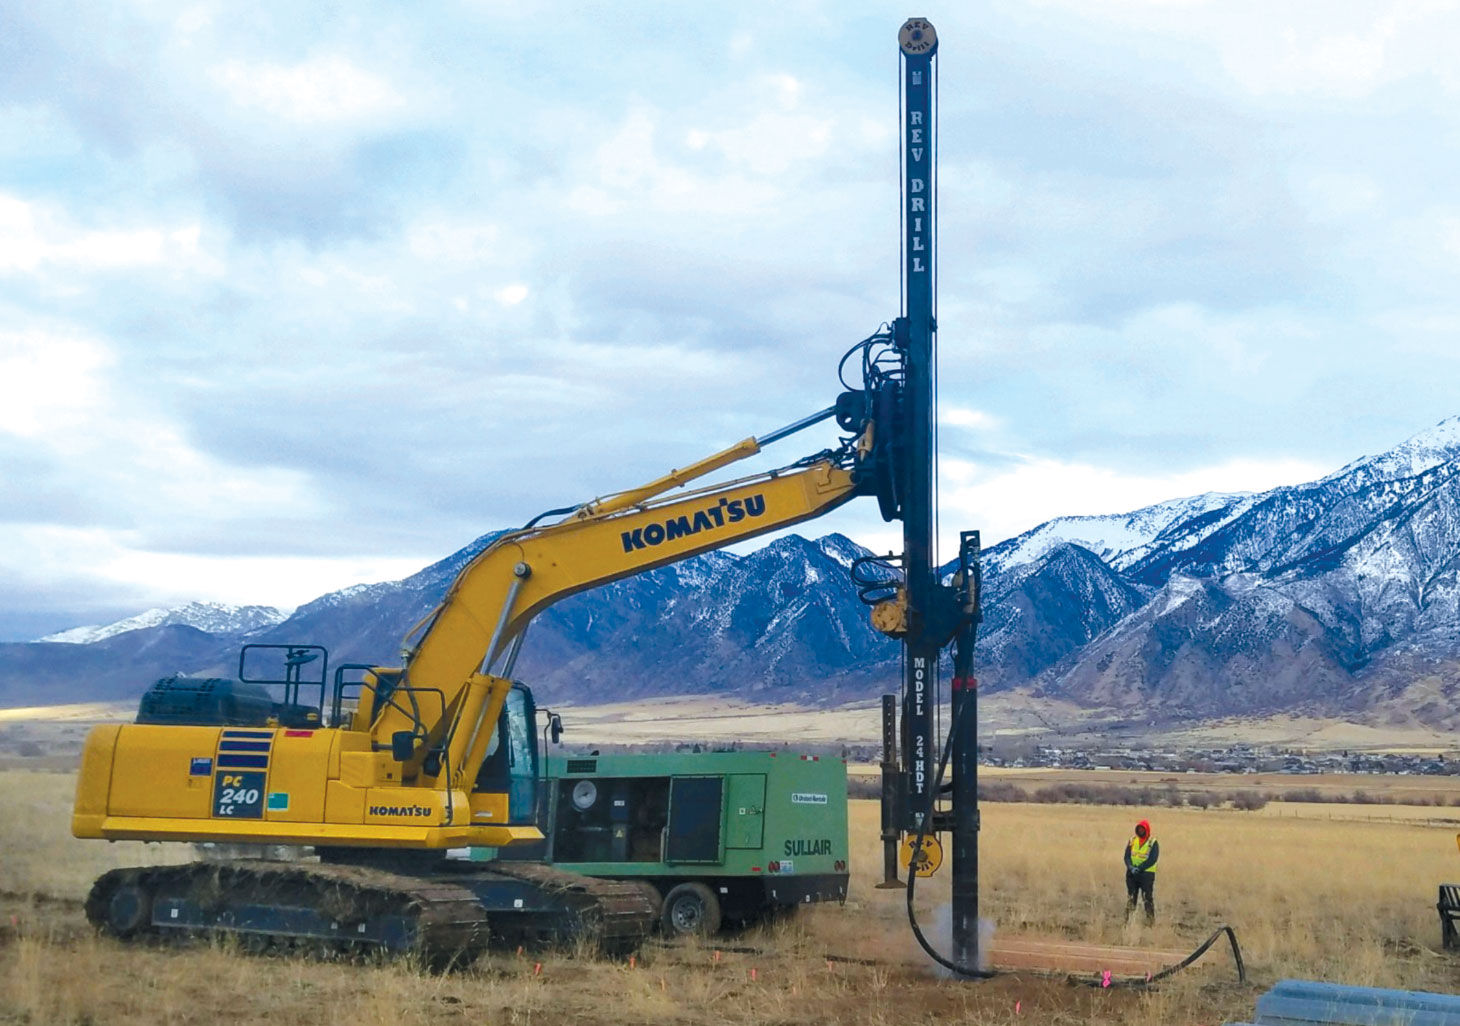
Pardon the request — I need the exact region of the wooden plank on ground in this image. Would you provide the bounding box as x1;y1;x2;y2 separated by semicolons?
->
989;935;1192;975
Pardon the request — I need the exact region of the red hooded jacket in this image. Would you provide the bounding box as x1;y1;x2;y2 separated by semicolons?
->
1124;820;1159;873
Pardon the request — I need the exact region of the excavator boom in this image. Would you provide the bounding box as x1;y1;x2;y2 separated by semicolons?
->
380;456;858;783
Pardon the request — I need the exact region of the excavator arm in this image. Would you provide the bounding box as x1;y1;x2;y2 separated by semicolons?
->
371;432;863;788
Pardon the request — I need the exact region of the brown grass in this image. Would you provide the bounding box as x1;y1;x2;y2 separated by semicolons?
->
5;771;1460;1025
851;767;1460;819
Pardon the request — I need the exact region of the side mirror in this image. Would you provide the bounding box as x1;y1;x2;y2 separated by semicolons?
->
391;730;417;763
549;714;564;745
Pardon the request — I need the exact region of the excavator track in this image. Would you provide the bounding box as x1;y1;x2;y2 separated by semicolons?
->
84;860;656;963
86;862;486;963
479;861;658;954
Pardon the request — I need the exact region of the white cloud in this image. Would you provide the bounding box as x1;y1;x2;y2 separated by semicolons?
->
1229;26;1388;97
0;317;323;533
7;0;1460;631
0;194;213;275
592;108;659;190
1437;215;1460;259
1293;171;1382;224
683;74;846;177
0;328;112;438
125;422;322;522
495;283;529;306
936;453;1330;549
1026;0;1460;97
211;55;405;124
406;221;502;263
939;407;1000;431
568;106;784;217
172;5;213;38
0;524;427;610
692;111;835;176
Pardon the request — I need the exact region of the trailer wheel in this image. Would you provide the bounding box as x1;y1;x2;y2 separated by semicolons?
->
661;882;721;937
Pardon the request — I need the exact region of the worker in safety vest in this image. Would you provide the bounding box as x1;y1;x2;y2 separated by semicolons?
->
1123;818;1158;923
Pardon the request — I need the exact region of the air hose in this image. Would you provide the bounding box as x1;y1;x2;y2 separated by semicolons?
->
1068;924;1247;989
903;691;995;978
900;678;1246;987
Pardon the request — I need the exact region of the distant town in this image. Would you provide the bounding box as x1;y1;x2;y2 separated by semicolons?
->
642;739;1460;778
982;744;1460;778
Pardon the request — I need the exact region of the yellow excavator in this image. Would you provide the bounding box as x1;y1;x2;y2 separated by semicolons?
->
70;344;928;958
73;18;975;965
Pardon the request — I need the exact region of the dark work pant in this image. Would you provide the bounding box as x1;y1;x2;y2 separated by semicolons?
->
1125;871;1155;922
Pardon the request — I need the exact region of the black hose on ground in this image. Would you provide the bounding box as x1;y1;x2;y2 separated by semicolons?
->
646;919;1243;988
1067;924;1247;989
647;926;1246;985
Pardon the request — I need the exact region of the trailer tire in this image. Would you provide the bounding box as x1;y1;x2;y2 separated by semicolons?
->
661;882;721;937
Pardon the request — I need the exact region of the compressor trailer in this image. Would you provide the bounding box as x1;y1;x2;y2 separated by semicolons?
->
475;750;850;935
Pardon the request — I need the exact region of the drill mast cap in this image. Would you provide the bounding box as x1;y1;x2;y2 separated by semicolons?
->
899;18;937;56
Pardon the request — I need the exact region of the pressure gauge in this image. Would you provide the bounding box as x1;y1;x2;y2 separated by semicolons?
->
571;779;598;811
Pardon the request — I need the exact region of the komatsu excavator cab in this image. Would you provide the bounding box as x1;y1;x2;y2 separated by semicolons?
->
474;683;540;826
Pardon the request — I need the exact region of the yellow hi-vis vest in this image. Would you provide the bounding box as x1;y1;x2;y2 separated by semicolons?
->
1129;836;1156;872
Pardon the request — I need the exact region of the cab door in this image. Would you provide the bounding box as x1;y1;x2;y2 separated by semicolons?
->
474;684;539;826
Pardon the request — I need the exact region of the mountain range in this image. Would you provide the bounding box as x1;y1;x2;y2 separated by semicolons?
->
9;416;1460;725
37;603;287;645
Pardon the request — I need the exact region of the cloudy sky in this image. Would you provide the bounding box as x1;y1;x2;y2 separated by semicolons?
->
3;1;1459;639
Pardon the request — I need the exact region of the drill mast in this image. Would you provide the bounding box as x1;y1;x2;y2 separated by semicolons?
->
887;16;984;976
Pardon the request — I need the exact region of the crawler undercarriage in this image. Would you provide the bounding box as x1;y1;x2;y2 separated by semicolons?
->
86;857;658;963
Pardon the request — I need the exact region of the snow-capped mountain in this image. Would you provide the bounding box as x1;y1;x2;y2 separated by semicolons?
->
1025;415;1460;720
1323;414;1460;485
985;491;1250;576
37;603;287;644
13;413;1460;723
976;543;1149;685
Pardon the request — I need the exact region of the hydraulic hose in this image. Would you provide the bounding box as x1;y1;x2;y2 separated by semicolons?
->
904;685;996;978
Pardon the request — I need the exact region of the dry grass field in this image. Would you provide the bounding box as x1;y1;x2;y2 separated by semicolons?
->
6;769;1460;1025
975;767;1460;812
